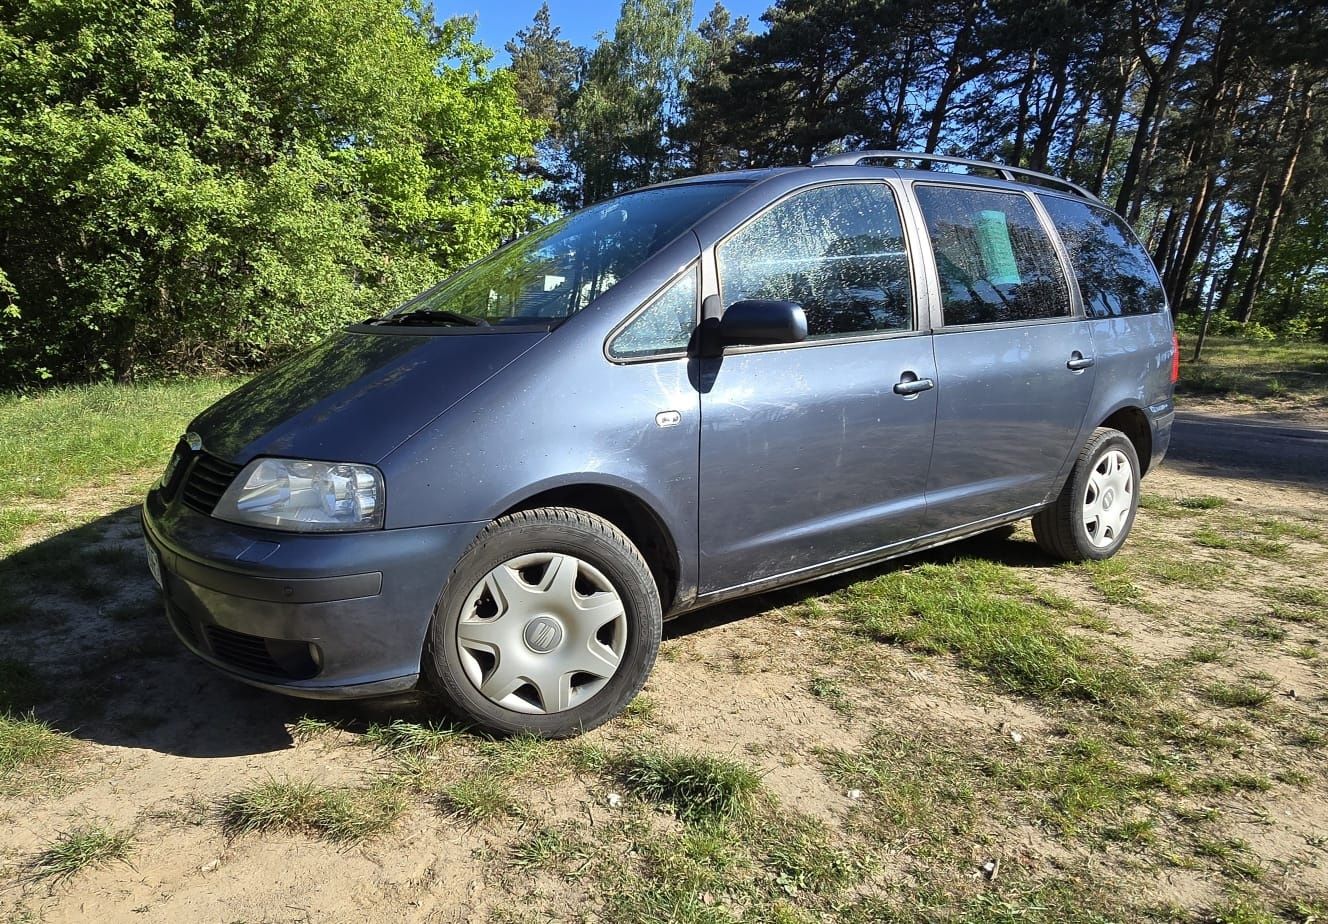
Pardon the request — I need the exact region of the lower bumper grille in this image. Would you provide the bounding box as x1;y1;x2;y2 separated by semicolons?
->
204;625;320;681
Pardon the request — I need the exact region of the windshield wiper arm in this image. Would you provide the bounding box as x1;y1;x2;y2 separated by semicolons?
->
362;310;489;327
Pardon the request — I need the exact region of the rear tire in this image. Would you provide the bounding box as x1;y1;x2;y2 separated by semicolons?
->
424;507;662;738
1032;428;1140;562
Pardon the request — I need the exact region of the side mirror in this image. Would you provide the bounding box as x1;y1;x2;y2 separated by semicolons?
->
719;300;808;347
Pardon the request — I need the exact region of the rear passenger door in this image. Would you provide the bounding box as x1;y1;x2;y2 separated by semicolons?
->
697;181;937;594
912;183;1096;531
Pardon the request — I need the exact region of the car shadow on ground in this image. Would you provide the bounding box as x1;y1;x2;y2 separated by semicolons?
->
1;508;1051;760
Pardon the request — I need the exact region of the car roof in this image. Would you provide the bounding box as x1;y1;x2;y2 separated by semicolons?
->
642;161;1103;210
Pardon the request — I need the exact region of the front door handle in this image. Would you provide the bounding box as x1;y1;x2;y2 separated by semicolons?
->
1067;351;1095;371
893;373;936;397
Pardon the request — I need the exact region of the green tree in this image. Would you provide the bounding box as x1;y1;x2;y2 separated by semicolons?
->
506;3;584;208
0;0;543;387
569;0;698;203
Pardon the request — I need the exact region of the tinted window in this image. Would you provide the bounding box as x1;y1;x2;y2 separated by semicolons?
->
608;266;698;359
717;183;913;340
915;185;1071;326
1039;195;1165;318
395;182;746;324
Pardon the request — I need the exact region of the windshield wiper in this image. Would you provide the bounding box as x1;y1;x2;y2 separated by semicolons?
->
362;310;489;327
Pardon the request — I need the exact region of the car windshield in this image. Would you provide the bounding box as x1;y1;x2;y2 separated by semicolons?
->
387;181;749;325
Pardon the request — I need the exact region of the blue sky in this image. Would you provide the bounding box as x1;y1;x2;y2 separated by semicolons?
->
439;1;772;66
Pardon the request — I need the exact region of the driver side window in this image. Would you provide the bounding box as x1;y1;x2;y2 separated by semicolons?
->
716;183;914;340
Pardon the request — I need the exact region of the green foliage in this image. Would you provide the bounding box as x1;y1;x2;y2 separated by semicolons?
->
0;1;543;386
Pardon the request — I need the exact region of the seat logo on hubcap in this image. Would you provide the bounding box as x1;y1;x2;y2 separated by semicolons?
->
524;616;563;653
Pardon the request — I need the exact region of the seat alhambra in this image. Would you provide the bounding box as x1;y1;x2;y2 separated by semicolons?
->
143;151;1177;737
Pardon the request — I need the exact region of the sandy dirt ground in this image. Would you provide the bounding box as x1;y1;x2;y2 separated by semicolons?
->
1;459;1324;923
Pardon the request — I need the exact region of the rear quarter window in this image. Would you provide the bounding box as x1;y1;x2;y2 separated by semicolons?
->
1038;195;1165;318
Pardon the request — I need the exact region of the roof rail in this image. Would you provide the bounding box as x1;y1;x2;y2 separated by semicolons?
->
810;150;1100;203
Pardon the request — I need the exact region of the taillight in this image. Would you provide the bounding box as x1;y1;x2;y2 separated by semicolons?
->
1170;333;1180;384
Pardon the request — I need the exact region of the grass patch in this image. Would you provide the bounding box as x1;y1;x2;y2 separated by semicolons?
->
219;778;405;842
1185;642;1230;664
0;712;75;778
620;693;659;726
362;719;467;755
1139;558;1229;589
1177;496;1227;510
0;379;241;508
290;716;338;742
613;749;762;824
1257;518;1320;541
762;813;860;896
1178;336;1328;404
818;729;979;850
808;676;853;716
1203;682;1272;710
838;559;1140;703
27;822;134;882
1077;557;1153;611
438;774;517;822
1238;614;1287;642
1192;525;1289;559
509;822;589;874
1266;585;1327;608
1188;772;1272;795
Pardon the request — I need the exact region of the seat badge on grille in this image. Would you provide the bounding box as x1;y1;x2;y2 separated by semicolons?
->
184;432;204;452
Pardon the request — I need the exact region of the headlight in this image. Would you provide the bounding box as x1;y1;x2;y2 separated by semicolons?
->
212;458;385;532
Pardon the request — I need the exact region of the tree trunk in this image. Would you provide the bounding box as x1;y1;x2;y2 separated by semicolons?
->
1030;60;1069;171
1188;192;1227;315
1092;58;1136;197
925;1;983;153
1214;78;1295;315
1114;0;1201;218
1062;87;1094;170
1235;83;1313;323
1010;52;1038;165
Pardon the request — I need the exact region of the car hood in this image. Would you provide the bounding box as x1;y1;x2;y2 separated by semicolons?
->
190;329;548;464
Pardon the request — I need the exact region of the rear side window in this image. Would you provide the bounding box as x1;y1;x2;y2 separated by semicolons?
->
914;185;1070;326
1038;195;1165;318
717;183;913;340
607;265;698;360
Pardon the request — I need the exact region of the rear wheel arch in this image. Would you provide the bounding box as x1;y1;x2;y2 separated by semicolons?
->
1099;405;1152;475
498;483;681;613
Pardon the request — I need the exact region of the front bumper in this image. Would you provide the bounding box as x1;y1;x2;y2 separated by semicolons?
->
142;488;484;699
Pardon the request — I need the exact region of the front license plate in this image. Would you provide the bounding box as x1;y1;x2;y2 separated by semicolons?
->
145;539;163;588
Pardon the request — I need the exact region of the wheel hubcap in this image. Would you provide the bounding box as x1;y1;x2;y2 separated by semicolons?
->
456;553;627;714
1082;449;1134;548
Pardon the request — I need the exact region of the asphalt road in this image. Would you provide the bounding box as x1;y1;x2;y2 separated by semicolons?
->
1167;412;1328;488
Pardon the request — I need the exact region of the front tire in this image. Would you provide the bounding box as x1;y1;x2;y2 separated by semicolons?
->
425;507;662;738
1032;427;1141;562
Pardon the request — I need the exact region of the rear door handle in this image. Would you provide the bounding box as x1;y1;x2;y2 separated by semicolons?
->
893;373;936;396
1067;351;1095;371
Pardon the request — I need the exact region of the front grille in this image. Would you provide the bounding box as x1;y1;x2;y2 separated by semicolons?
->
181;452;243;515
204;625;319;680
